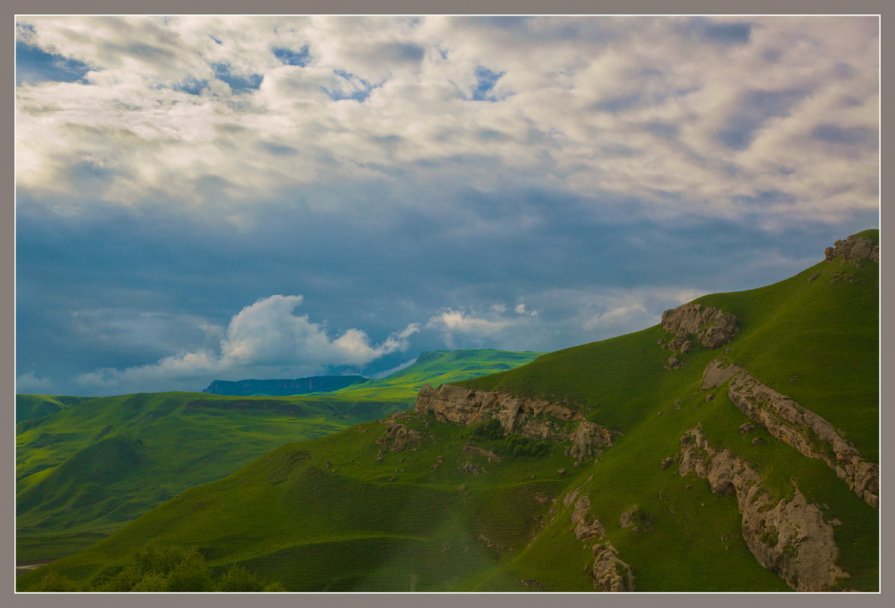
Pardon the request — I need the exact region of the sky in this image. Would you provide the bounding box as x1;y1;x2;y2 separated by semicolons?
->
15;15;879;396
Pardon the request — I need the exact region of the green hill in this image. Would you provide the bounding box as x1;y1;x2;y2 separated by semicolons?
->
16;350;539;564
16;395;85;423
332;349;543;402
17;231;878;592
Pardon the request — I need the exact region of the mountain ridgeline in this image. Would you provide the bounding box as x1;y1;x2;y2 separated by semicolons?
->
203;375;367;396
17;231;879;592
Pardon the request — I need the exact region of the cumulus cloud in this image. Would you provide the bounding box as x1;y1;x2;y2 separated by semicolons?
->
75;295;417;393
426;308;522;348
16;372;55;393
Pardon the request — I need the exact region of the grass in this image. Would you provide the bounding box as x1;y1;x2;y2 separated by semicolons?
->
17;349;538;563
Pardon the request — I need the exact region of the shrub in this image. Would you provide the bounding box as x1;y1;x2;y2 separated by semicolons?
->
470;419;504;441
504;435;551;458
217;565;264;592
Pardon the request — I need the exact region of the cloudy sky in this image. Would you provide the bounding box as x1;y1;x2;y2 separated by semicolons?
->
15;16;879;395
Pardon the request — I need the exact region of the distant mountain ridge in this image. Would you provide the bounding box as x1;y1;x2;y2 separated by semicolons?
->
203;375;367;396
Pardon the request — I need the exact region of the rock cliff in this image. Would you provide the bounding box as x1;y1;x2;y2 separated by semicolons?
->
415;384;613;463
679;426;847;591
702;360;878;508
660;303;738;353
824;233;879;264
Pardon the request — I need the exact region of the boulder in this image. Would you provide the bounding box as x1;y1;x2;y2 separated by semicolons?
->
661;303;738;351
824;233;878;264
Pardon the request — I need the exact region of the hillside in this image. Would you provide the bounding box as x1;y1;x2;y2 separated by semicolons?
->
16;349;538;564
16;395;85;423
18;231;878;592
331;350;543;402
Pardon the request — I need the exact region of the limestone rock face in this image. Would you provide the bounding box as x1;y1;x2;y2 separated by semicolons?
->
701;360;878;508
568;421;614;463
661;303;738;352
376;423;422;453
569;495;605;541
592;543;635;592
824;233;879;264
415;384;613;463
679;426;848;591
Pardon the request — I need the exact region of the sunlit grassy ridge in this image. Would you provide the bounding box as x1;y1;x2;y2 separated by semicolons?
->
18;232;878;591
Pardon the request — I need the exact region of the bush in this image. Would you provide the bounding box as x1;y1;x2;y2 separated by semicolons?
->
504;435;551;458
470;419;504;441
217;565;264;592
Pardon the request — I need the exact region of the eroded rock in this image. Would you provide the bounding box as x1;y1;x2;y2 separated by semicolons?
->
570;495;605;541
661;303;738;352
702;360;878;508
824;233;879;264
376;423;422;453
416;384;613;464
678;426;848;591
592;543;635;592
568;421;614;464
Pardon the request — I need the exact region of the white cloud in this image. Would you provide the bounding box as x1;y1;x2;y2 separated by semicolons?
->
16;371;55;393
15;16;878;227
427;309;514;335
75;294;417;392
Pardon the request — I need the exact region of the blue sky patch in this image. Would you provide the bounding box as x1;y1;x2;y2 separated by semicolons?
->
273;45;311;67
212;63;263;91
172;77;210;96
323;69;378;102
16;41;91;85
472;66;505;101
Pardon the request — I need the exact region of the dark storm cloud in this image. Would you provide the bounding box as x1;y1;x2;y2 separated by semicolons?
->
15;182;877;395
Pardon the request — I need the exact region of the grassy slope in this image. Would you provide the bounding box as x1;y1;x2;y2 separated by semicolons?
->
464;234;878;591
16;395;85;423
331;350;542;402
16;350;539;563
19;234;878;591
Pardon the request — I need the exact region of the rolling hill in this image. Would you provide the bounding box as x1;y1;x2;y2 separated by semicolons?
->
16;349;539;564
17;231;878;592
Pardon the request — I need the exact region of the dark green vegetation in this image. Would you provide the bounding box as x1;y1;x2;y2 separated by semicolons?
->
203;375;367;396
18;232;878;592
17;350;539;564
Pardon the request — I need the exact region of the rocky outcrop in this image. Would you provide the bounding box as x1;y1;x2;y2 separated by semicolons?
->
824;233;879;264
376;423;422;453
591;543;635;591
568;421;614;463
679;426;848;591
415;384;613;463
702;360;878;508
567;494;605;541
660;303;738;352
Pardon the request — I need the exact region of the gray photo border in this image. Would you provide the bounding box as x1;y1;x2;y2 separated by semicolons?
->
2;1;891;607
